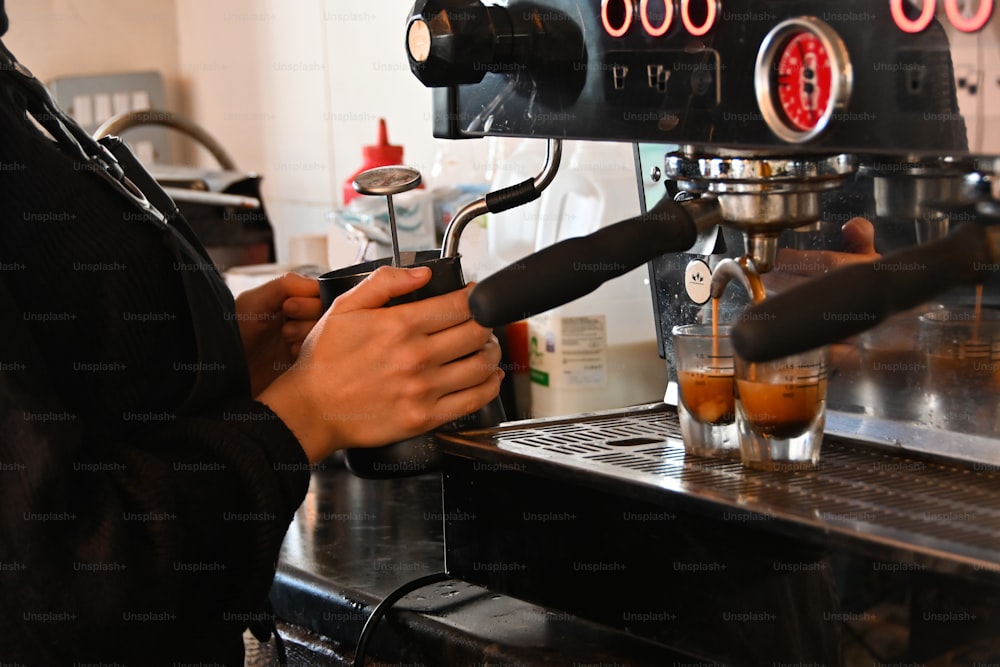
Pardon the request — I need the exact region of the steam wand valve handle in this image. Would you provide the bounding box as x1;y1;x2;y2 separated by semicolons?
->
731;222;1000;363
468;194;707;328
406;0;514;87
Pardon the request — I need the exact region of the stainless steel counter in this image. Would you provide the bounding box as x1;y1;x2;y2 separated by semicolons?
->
270;465;699;666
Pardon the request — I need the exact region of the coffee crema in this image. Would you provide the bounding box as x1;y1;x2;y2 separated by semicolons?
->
678;370;735;425
736;379;827;439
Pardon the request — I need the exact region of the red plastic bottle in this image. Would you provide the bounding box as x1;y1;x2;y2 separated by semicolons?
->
341;118;407;207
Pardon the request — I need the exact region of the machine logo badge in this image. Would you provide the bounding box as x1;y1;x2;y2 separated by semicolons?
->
684;258;712;305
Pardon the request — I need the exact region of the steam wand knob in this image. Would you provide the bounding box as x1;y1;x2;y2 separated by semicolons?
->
406;0;515;87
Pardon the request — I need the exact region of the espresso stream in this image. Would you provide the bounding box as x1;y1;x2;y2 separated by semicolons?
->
710;266;822;439
680;265;829;440
678;271;761;430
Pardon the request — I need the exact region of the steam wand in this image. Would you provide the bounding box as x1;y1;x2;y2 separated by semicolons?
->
440;139;563;259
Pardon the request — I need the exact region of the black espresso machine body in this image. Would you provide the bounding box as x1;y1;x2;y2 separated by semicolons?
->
405;1;1000;663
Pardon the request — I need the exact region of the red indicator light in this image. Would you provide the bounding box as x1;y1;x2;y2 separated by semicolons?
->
602;0;634;38
681;0;718;37
640;0;675;37
944;0;994;32
890;0;936;33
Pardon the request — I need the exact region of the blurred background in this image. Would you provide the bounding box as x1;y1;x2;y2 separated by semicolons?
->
3;0;453;267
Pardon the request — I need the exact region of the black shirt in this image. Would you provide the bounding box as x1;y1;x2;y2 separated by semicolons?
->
0;28;310;665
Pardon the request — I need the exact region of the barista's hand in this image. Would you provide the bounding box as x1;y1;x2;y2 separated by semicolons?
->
763;217;879;295
257;266;504;463
763;217;879;369
235;273;323;397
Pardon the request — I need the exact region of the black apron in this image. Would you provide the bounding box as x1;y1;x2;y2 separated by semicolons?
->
0;39;250;412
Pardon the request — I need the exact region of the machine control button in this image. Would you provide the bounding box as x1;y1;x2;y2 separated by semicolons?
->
613;64;629;90
945;0;995;33
407;20;432;63
647;64;671;92
603;49;720;111
681;0;719;37
405;0;585;90
640;0;675;37
890;0;937;33
754;17;852;144
602;0;634;38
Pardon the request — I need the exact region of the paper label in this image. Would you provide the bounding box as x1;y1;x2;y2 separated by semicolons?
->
529;314;608;388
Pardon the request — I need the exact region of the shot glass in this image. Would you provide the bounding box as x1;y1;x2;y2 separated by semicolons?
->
921;307;1000;389
858;311;928;422
920;307;1000;431
859;312;925;388
672;324;738;458
734;347;829;472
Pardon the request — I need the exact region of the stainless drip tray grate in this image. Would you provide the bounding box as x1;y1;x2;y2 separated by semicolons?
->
451;406;1000;573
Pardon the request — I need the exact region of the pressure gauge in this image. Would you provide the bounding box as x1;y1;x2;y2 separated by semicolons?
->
755;17;852;143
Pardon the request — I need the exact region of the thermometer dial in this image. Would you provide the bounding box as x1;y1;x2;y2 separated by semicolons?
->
755;18;852;143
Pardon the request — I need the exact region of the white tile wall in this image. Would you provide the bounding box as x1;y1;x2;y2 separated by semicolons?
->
175;0;437;262
7;0;439;263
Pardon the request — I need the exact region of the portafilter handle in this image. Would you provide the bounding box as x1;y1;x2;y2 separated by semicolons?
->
468;195;721;328
732;223;1000;362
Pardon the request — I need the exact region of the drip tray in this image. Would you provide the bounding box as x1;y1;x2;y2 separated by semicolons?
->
439;404;1000;577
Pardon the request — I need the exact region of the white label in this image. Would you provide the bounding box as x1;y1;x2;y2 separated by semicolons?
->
529;314;608;388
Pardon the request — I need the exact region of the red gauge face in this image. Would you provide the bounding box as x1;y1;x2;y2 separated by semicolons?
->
774;30;834;133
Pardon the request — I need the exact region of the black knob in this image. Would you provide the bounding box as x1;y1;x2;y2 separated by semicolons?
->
406;0;585;91
406;0;515;87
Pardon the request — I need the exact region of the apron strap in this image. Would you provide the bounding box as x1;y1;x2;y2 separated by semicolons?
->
0;38;251;407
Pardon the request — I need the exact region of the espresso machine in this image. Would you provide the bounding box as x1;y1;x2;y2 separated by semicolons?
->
403;1;1000;663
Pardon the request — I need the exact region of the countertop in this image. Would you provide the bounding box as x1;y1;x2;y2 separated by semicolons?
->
269;464;696;666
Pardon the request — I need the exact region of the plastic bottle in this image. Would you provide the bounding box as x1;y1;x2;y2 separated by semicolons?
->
482;138;549;280
341;118;405;207
482;138;551;420
330;119;435;265
427;137;496;282
526;141;667;418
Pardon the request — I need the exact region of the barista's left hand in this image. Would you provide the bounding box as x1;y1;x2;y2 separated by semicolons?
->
763;217;879;370
762;217;879;295
235;273;323;397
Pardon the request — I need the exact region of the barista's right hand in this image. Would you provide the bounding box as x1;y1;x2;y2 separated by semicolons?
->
257;266;504;463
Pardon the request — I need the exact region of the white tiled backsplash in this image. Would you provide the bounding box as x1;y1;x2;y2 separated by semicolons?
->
47;70;169;166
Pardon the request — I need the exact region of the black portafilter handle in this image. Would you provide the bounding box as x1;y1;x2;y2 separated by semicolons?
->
731;222;998;363
469;195;699;328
